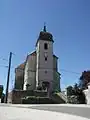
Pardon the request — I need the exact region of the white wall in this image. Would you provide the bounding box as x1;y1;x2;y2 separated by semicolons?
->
15;68;24;79
15;68;24;89
53;56;58;71
24;53;36;90
36;40;53;69
83;85;90;104
36;40;53;91
53;71;60;91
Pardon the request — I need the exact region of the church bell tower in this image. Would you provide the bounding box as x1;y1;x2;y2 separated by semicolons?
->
36;25;54;93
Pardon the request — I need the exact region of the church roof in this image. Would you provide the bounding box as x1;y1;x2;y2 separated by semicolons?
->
36;31;54;46
53;54;58;59
36;25;54;46
16;51;36;70
15;52;58;71
16;62;25;70
27;51;57;59
25;51;36;65
26;51;36;60
38;31;53;41
29;51;36;56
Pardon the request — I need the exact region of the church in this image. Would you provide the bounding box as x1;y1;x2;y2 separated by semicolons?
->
15;25;60;93
7;26;68;104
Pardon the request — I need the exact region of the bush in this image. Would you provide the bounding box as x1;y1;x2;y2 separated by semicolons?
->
1;93;5;103
0;85;3;98
37;86;43;91
21;96;55;104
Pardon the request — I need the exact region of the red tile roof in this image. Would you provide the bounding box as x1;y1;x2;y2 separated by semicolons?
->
16;51;36;70
29;51;36;56
16;62;25;70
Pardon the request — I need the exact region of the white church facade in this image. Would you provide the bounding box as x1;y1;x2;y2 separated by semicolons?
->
15;26;60;93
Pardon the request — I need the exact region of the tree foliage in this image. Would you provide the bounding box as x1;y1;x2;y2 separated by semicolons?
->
0;85;3;98
66;85;74;96
1;93;5;103
66;83;86;104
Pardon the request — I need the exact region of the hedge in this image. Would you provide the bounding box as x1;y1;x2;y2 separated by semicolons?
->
21;96;55;104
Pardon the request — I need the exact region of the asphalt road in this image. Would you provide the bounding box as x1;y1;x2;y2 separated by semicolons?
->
29;105;90;119
0;104;90;119
1;104;89;120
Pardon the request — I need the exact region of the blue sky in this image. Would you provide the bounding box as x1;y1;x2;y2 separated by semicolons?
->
0;0;90;92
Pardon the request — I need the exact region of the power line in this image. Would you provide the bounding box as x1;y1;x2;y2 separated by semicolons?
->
13;53;81;75
0;65;8;68
0;54;81;76
60;69;80;75
0;58;8;62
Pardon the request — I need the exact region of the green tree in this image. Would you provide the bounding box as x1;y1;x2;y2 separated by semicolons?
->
0;85;3;98
67;83;86;104
66;85;74;96
73;83;79;95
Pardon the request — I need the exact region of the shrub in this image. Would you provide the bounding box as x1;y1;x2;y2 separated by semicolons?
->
21;96;55;104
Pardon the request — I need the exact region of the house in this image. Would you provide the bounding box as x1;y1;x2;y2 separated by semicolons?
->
83;82;90;104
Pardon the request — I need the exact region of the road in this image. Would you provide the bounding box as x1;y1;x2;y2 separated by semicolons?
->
0;104;90;120
29;104;90;119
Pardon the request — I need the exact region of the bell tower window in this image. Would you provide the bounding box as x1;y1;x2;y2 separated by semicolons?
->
44;43;48;50
45;57;47;61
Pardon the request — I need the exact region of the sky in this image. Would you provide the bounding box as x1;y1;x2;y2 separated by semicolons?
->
0;0;90;92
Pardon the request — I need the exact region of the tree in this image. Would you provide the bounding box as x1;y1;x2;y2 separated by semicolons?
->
74;83;78;89
66;85;74;96
1;93;5;103
0;85;3;98
67;83;86;104
77;89;86;104
73;83;79;95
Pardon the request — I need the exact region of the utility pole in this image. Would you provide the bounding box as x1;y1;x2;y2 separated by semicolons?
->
5;52;12;103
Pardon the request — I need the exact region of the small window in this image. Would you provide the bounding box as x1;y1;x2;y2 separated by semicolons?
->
45;57;47;61
44;43;48;50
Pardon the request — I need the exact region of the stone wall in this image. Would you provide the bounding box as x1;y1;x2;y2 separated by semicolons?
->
8;89;48;104
24;52;36;90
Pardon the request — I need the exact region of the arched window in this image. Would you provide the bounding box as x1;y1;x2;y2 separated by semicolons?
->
44;43;48;50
